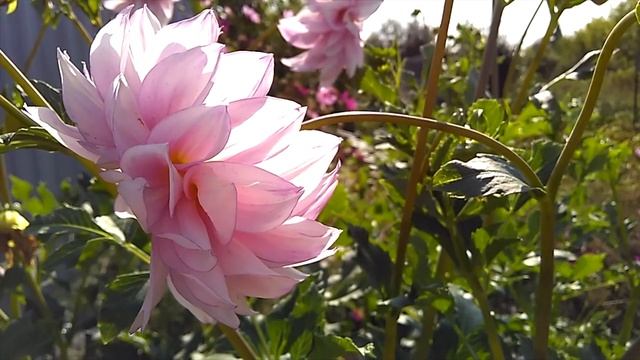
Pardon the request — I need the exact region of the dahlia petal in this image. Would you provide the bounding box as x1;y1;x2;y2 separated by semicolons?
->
58;50;112;147
170;270;234;307
120;144;182;216
25;107;99;162
130;247;168;332
167;275;240;327
117;177;149;228
127;5;162;78
294;163;340;219
227;272;301;299
190;162;302;233
184;165;237;245
154;9;221;61
147;104;230;164
237;217;340;266
90;7;130;98
217;97;305;164
108;77;148;154
215;240;280;276
207;51;274;104
138;44;224;128
156;238;217;272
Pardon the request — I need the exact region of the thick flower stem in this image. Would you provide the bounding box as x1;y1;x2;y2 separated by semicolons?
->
546;11;637;199
303;112;544;190
619;282;640;346
511;11;560;113
380;4;452;355
219;324;258;360
414;251;452;359
0;49;52;109
533;196;555;359
503;0;544;96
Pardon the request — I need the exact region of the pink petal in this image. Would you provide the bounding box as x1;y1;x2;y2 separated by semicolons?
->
120;144;182;216
216;97;305;164
206;51;274;104
155;238;217;273
167;275;240;327
90;7;130;98
237;216;340;266
227;272;301;299
184;165;237;245
126;6;162;78
107;77;149;155
154;199;211;250
58;50;113;147
257;130;340;191
147;104;230;164
215;240;280;276
25;107;99;162
188;162;302;234
138;44;224;128
154;9;221;61
294;163;339;219
130;246;168;332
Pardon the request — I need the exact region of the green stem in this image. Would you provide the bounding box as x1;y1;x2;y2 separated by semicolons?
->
56;0;92;45
23;266;69;360
503;0;544;96
24;22;48;74
0;307;8;323
474;0;505;99
443;199;504;360
533;196;555;359
0;49;52;109
414;252;453;359
123;243;151;264
512;11;560;113
619;281;640;346
219;323;259;360
303;112;544;190
381;6;453;353
546;11;637;199
0;94;36;127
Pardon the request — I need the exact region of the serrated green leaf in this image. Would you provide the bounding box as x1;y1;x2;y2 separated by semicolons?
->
309;335;364;360
433;154;534;198
572;253;606;281
98;272;148;344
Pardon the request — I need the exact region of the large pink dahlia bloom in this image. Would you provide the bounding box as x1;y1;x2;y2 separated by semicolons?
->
103;0;180;25
26;7;341;329
278;0;382;86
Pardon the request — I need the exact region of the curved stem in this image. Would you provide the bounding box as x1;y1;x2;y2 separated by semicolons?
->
0;94;35;127
512;11;560;113
0;49;52;109
303;112;544;190
24;23;48;74
533;195;555;359
503;0;544;96
619;281;640;346
219;324;259;360
546;10;637;199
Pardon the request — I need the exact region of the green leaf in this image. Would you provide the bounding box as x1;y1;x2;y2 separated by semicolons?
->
98;272;149;344
360;66;397;104
0;316;54;358
309;335;366;360
433;154;534;198
349;226;392;289
0;127;67;154
11;176;58;216
5;0;17;14
572;253;606;281
467;99;506;137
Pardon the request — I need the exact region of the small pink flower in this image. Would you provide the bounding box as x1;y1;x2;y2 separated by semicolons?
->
294;83;311;97
278;0;382;86
340;90;358;110
27;7;341;330
315;86;338;106
103;0;179;24
241;5;261;24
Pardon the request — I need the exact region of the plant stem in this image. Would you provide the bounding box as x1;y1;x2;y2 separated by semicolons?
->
474;0;505;100
58;1;92;45
24;23;48;74
303;112;544;190
23;266;69;360
381;2;454;356
619;282;640;346
533;196;555;359
0;50;52;109
546;10;637;199
219;323;259;360
414;252;453;359
511;11;560;113
503;0;544;97
443;199;504;360
0;95;36;127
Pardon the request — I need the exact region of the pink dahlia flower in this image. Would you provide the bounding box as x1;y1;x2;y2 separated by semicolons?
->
278;0;382;86
315;85;339;106
103;0;179;25
27;7;341;329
